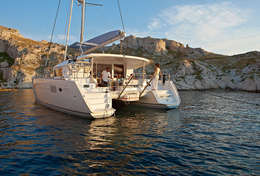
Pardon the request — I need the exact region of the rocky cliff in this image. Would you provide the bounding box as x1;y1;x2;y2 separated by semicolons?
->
108;36;260;92
121;35;216;59
168;53;260;91
0;25;259;92
0;25;65;88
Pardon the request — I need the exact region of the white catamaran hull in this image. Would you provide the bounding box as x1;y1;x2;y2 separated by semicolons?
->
33;78;115;119
137;81;181;109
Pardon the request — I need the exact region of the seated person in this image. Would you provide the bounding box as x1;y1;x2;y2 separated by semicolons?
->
117;74;123;86
101;67;111;87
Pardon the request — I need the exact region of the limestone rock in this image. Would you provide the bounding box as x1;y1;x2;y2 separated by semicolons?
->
0;61;9;67
1;25;259;92
0;25;64;88
165;40;184;51
122;35;166;53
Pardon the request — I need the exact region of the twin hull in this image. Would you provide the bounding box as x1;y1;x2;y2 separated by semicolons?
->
33;78;181;119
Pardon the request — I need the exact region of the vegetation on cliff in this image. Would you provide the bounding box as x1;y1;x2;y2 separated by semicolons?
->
0;25;259;91
0;52;14;66
101;38;260;92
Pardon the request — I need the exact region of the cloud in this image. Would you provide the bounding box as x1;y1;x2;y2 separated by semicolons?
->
207;32;260;55
148;18;161;31
126;28;152;38
171;2;247;40
143;2;259;55
152;2;248;41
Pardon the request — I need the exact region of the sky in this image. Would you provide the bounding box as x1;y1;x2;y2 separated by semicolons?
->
0;0;260;55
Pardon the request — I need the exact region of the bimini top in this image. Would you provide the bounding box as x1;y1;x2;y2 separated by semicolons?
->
77;53;152;69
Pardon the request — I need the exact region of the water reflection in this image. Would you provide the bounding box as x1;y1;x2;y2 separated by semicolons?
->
116;105;172;135
87;117;117;150
166;109;182;130
0;89;259;175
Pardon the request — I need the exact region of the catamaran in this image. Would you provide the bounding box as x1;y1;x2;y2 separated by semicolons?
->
32;0;181;119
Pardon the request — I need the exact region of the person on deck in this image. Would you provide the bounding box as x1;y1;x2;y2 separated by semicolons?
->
162;72;166;85
101;67;111;87
152;63;161;90
117;74;123;86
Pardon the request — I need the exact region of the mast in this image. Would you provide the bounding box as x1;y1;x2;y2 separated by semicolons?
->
80;0;86;43
64;0;74;60
79;0;103;43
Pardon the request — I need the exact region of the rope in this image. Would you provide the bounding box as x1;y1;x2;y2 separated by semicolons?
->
116;0;126;55
49;0;62;49
172;80;260;106
117;0;125;33
45;0;61;78
64;1;69;43
64;0;74;60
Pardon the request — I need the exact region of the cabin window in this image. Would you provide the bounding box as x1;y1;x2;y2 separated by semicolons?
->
114;64;124;78
95;64;112;77
92;64;112;84
50;85;57;93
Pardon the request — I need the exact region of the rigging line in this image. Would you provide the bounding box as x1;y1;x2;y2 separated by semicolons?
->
64;0;74;60
117;0;125;33
117;0;125;55
84;2;87;41
49;0;62;50
172;80;260;106
64;0;69;44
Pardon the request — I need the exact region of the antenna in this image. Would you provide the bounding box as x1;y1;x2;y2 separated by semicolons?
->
85;2;103;6
77;0;103;7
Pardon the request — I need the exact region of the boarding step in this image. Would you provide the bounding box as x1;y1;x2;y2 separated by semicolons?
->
86;98;109;104
156;90;172;97
89;102;112;111
118;91;140;102
83;92;110;99
90;108;115;119
154;90;177;105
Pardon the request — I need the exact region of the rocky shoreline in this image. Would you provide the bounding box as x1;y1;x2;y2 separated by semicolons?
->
107;36;260;92
0;25;259;92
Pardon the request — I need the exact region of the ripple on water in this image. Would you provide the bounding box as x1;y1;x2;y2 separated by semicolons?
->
0;90;260;175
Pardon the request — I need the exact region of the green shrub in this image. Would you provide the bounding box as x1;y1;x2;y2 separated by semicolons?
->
0;52;14;66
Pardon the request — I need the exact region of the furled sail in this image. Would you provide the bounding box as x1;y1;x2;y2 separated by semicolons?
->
70;30;125;54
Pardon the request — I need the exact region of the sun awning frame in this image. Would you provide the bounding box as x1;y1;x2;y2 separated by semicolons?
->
70;30;125;54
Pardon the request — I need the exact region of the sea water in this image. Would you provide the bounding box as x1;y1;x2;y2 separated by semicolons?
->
0;89;259;175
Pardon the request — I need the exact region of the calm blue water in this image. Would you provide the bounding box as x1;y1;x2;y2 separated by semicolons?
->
0;89;259;175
